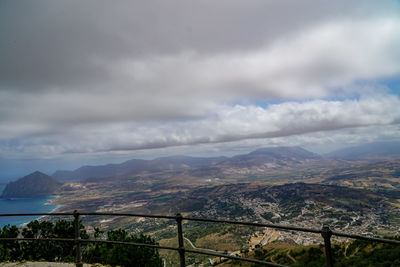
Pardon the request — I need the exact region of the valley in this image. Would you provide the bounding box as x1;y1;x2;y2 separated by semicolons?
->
3;145;400;266
30;146;398;266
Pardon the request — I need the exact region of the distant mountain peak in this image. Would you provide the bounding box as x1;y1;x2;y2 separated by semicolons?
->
1;171;62;199
31;170;45;175
250;146;317;155
325;141;400;160
51;146;322;182
243;146;321;159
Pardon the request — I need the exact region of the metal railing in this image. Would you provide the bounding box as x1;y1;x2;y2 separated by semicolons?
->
1;211;400;267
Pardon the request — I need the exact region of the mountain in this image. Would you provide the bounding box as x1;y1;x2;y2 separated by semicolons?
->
52;147;324;182
223;146;321;167
52;159;147;181
1;171;62;198
51;146;325;182
149;155;227;169
52;155;227;182
325;141;400;160
207;146;324;178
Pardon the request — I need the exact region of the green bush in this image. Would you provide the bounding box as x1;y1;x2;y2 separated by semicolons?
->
84;228;162;266
0;220;162;267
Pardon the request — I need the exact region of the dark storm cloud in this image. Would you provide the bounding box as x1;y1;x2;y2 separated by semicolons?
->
1;0;394;90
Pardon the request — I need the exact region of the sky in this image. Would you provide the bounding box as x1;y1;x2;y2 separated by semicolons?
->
0;0;400;179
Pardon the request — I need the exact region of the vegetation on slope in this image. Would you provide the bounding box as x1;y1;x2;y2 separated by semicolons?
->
219;238;400;267
0;220;162;266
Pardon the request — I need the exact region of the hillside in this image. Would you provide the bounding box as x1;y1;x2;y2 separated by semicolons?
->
218;237;400;267
112;182;399;266
325;141;400;160
7;147;400;266
1;171;62;198
52;146;326;182
52;156;227;182
52;159;147;181
54;180;399;243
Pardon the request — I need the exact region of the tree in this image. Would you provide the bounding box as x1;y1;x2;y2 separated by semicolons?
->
0;220;163;266
20;219;88;262
84;228;163;267
0;225;20;261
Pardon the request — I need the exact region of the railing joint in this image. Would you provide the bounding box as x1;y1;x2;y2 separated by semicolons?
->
321;225;334;267
176;213;186;267
73;210;83;267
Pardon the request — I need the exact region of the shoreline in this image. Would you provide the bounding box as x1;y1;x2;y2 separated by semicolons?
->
46;195;63;211
48;194;64;213
35;195;64;225
0;195;62;228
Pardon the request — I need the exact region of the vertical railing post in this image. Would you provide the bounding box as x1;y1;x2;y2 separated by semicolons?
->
176;213;186;267
321;226;334;267
73;210;83;267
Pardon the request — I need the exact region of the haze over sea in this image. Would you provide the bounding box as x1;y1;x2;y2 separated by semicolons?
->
0;183;59;228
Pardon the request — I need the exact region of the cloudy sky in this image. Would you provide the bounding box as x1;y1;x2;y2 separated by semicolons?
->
1;0;400;177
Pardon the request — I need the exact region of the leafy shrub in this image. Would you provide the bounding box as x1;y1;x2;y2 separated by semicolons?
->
84;228;162;266
0;220;162;266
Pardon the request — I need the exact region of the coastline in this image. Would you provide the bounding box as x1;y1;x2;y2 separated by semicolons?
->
48;194;64;212
34;195;63;225
0;195;61;228
46;195;62;211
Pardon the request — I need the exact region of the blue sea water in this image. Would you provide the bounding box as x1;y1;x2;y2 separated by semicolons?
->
0;183;60;228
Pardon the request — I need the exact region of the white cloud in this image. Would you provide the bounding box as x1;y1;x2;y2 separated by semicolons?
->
1;93;399;158
114;16;400;102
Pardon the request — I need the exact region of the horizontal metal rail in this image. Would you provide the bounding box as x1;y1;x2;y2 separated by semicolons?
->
0;211;399;267
0;237;76;243
0;212;75;217
0;237;179;251
183;216;322;234
331;230;400;246
0;212;324;233
0;212;177;219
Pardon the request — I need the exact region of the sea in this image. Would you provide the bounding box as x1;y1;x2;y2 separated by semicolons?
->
0;183;60;228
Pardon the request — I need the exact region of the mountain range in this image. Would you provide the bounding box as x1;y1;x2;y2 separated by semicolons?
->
3;142;400;198
52;146;322;182
324;141;400;160
48;142;400;182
